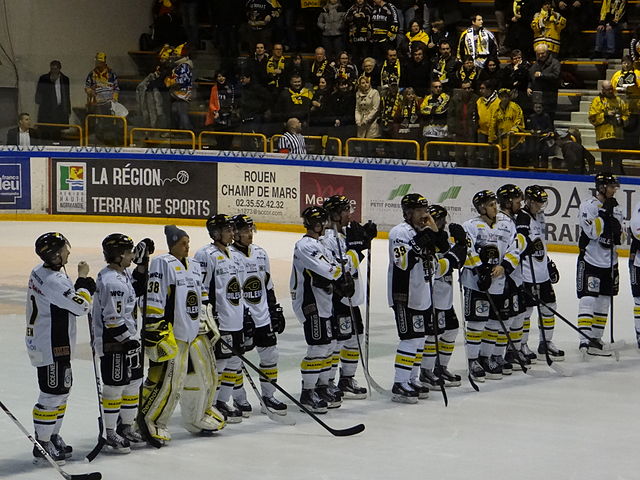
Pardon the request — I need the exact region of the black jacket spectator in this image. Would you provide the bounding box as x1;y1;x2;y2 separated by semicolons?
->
35;67;71;125
528;47;560;121
401;48;431;97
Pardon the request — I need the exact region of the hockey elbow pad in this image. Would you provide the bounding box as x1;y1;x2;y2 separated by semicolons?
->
145;320;178;362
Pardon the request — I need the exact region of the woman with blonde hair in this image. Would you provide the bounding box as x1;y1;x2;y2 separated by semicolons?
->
355;75;381;139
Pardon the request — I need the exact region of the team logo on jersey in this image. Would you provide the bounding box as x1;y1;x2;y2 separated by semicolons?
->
243;276;263;304
475;300;490;317
186;290;199;320
437;311;446;330
412;314;425;332
227;277;242;306
339;315;352;335
112;353;123;382
587;276;601;293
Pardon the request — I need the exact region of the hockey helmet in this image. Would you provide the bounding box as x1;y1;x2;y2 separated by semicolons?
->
323;195;351;214
206;214;235;240
472;190;497;213
102;233;134;264
595;172;619;193
525;185;548;204
401;193;429;214
427;204;448;222
301;206;328;229
35;232;70;266
496;184;523;208
231;214;256;232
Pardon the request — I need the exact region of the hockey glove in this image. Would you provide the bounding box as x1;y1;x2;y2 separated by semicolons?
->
477;265;493;291
410;229;437;260
144;320;178;362
133;238;155;265
448;223;467;246
547;259;560;284
243;308;255;352
269;304;286;334
447;242;467;269
199;303;220;344
363;220;378;241
526;237;545;259
75;276;96;296
601;196;619;216
601;217;622;246
346;221;367;253
334;272;356;298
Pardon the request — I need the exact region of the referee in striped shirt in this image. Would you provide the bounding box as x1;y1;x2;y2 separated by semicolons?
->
278;117;307;154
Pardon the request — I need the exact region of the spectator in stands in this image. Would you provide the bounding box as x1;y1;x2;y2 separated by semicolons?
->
237;70;271;144
309;76;334;133
405;20;430;56
380;82;402;137
333;51;359;88
301;0;323;50
266;43;288;93
504;0;536;59
423;1;442;35
361;57;381;88
489;88;525;165
275;0;299;52
527;43;560;124
205;71;239;150
457;14;498;69
479;56;501;85
380;47;402;88
392;86;422;141
531;0;566;57
35;60;71;129
136;45;172;129
401;44;431;97
371;0;400;61
288;53;310;86
494;0;509;54
559;127;596;173
588;80;629;174
426;19;450;59
246;0;281;53
345;0;372;67
556;0;593;58
85;52;120;145
630;25;640;68
180;0;199;49
392;0;421;37
248;42;270;87
526;102;555;168
328;78;356;139
278;117;307;154
6;112;37;147
318;0;346;58
164;44;193;130
311;47;335;87
210;1;243;68
593;0;626;59
500;49;531;114
275;74;313;124
611;55;640;149
421;79;450;160
152;0;182;47
433;40;459;93
447;82;479;166
454;55;481;91
476;79;500;165
355;75;382;138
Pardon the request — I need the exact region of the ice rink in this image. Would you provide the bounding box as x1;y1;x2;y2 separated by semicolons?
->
1;220;639;480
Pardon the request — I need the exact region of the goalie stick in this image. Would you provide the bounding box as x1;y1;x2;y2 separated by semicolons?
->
240;364;296;426
0;400;102;480
218;338;364;437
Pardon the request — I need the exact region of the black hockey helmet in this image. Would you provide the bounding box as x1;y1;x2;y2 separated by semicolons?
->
595;172;619;193
472;190;497;213
427;204;448;222
525;185;548;204
301;206;328;229
496;184;523;208
206;213;234;240
35;232;70;266
102;233;134;263
231;214;256;232
401;193;429;214
322;195;351;214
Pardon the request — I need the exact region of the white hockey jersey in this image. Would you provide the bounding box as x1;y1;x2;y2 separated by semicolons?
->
462;216;519;295
230;243;273;328
321;227;365;306
517;207;551;283
146;253;202;343
387;222;447;310
578;196;624;268
290;235;343;322
92;266;139;357
194;243;244;332
25;264;92;367
629;200;640;267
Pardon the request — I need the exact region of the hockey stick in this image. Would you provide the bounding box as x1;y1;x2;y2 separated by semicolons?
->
483;291;529;373
610;242;616;345
520;289;624;360
456;269;480;391
217;337;365;437
240;364;296;426
364;248;371;375
527;256;570;377
425;260;448;406
0;400;102;480
85;314;107;462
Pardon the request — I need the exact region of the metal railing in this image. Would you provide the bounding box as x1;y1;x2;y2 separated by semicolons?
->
129;128;196;149
84;114;128;147
33;123;83;146
423;140;502;167
345;137;420;160
270;135;342;156
199;131;267;152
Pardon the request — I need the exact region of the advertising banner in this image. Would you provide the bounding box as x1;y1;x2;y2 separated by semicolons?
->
0;157;31;209
300;171;363;222
52;159;217;218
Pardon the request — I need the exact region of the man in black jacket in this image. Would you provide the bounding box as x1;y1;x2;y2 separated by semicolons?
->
238;71;271;147
527;44;560;124
35;60;71;142
401;45;431;97
6;113;38;146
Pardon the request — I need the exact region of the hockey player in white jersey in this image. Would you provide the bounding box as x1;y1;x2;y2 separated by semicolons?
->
576;173;624;356
139;225;225;446
628;196;640;348
26;232;95;464
194;214;246;423
462;190;520;381
91;234;153;452
388;193;449;403
291;206;346;412
517;185;564;361
418;204;467;388
322;195;376;400
230;214;288;415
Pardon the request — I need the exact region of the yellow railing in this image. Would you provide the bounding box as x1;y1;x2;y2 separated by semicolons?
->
129;128;196;149
345;137;420;160
586;148;640;170
84;114;128;147
199;131;267;152
270;135;342;156
503;132;563;171
423;141;502;167
33;123;83;146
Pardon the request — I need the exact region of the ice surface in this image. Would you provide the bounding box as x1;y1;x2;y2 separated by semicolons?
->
1;221;638;480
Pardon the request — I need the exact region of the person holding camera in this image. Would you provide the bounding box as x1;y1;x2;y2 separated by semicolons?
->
588;80;630;175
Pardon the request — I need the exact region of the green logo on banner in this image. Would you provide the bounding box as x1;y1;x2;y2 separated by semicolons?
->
58;165;85;191
438;186;461;203
388;184;411;200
